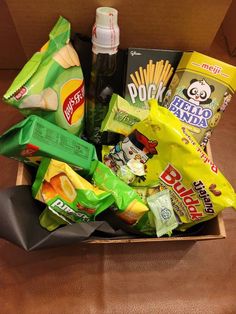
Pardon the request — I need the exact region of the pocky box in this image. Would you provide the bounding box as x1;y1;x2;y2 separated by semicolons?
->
3;16;85;135
163;51;236;146
124;48;182;108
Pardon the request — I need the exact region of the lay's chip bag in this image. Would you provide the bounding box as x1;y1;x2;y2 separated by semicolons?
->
3;16;85;135
104;99;236;230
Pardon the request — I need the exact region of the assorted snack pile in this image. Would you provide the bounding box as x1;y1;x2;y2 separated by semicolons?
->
0;9;236;239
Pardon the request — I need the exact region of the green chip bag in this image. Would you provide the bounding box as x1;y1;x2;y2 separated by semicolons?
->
32;158;114;231
92;161;149;225
3;16;85;135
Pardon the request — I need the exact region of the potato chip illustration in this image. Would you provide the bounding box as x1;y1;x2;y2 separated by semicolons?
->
41;88;58;111
41;181;57;202
50;173;76;203
19;94;45;109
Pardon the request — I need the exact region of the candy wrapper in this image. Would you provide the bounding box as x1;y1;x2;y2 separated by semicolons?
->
32;158;114;231
104;99;236;230
147;189;179;237
3;16;85;135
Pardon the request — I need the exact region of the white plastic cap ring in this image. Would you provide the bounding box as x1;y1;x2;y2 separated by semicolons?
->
92;7;120;54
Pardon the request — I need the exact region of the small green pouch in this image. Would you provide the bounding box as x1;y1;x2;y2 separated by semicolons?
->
147;189;179;237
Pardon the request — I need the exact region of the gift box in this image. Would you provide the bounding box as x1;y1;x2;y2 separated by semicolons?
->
0;1;231;250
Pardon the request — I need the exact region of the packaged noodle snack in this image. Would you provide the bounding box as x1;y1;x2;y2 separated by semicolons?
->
32;158;114;231
104;99;236;230
0;115;96;173
3;16;85;135
163;51;236;147
91;161;149;225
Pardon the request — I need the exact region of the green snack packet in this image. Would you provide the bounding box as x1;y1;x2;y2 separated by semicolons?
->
0;115;96;174
3;16;85;135
147;189;179;237
101;93;149;137
92;161;149;225
32;158;114;231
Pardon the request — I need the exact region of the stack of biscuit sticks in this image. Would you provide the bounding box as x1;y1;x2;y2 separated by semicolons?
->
130;59;174;89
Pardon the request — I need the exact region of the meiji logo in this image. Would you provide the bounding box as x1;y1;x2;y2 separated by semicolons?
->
201;63;222;75
14;86;27;100
130;50;142;56
63;82;85;124
169;96;212;128
160;164;203;221
192;62;229;78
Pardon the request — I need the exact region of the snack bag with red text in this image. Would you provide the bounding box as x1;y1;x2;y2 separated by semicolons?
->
3;16;85;135
104;99;236;230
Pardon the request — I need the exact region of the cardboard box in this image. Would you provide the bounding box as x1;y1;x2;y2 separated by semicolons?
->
222;1;236;56
0;0;232;68
1;1;228;244
15;143;226;243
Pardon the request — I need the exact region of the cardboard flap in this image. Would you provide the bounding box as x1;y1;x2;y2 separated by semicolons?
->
6;0;232;59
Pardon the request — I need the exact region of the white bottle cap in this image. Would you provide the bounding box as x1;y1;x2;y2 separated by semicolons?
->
92;7;120;55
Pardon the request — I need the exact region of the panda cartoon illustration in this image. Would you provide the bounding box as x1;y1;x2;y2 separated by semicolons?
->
183;79;215;106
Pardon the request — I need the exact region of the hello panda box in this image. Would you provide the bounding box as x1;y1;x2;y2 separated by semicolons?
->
163;51;236;146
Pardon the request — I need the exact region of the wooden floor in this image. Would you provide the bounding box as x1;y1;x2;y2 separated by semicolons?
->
0;29;236;314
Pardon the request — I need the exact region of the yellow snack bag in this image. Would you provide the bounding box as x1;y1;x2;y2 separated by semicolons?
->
32;158;114;230
104;99;236;230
